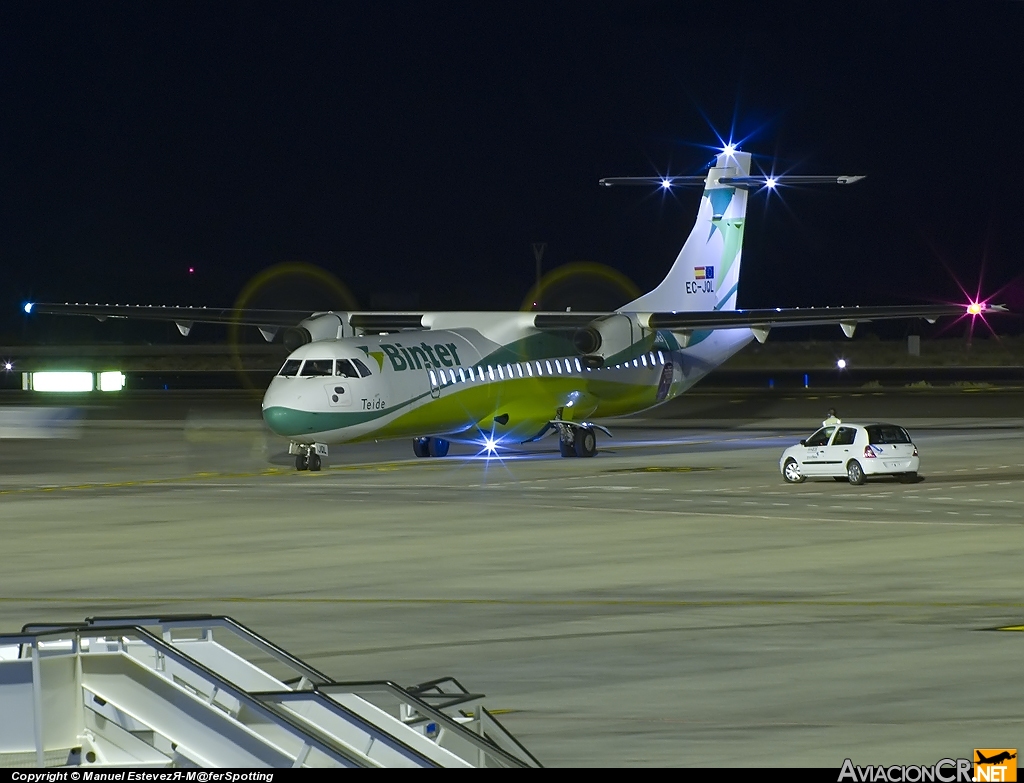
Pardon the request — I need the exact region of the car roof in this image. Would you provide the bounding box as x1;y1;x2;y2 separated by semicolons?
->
819;423;906;429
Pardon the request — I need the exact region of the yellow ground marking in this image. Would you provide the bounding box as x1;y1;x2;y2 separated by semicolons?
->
0;432;782;495
995;625;1024;631
604;466;721;474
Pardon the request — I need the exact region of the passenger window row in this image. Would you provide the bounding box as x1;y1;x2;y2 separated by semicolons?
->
427;350;668;388
281;351;670;382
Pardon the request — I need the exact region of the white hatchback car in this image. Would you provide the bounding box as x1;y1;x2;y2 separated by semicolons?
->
780;423;920;485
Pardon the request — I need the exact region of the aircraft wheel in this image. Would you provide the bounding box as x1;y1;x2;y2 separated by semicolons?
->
428;438;450;458
308;453;322;472
295;453;309;471
847;460;866;486
574;427;597;458
412;437;430;458
559;439;575;458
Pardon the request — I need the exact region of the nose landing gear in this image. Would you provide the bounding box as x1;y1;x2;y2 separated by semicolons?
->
290;442;327;471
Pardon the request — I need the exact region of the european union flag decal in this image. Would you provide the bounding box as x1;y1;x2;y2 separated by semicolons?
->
694;266;715;280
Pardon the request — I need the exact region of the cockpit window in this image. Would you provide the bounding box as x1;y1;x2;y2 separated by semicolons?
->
351;358;372;377
278;359;302;377
300;359;334;377
336;359;360;378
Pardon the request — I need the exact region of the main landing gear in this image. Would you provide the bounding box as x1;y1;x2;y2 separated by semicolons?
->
290;442;327;472
557;424;597;458
412;436;450;458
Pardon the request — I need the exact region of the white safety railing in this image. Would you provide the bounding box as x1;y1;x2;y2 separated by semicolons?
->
0;615;538;769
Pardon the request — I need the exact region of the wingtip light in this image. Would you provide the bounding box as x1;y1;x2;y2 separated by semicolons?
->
967;302;983;316
23;302;34;314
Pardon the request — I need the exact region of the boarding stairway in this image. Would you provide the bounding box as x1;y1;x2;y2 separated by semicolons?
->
0;615;540;768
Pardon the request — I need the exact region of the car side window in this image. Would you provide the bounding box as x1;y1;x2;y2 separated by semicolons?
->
804;427;835;447
832;426;858;446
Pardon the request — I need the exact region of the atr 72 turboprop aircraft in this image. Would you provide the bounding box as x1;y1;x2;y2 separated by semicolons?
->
26;148;1003;470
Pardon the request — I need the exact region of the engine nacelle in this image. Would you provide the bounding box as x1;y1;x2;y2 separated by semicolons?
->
283;312;349;350
571;314;640;361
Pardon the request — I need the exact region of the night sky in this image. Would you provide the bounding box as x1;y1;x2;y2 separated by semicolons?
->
3;2;1024;343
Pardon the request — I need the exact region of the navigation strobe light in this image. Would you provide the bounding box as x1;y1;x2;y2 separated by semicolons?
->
722;143;736;156
836;359;847;370
23;302;34;314
661;178;672;190
765;177;777;189
967;301;983;316
483;437;498;454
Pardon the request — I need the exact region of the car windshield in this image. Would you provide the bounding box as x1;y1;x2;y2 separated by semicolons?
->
804;427;834;447
866;425;911;444
278;359;302;377
300;359;334;377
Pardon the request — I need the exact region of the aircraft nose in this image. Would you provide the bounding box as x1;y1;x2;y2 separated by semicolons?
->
262;379;312;436
263;405;305;436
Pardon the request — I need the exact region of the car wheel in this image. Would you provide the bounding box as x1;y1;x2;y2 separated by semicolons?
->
783;459;804;483
847;460;866;486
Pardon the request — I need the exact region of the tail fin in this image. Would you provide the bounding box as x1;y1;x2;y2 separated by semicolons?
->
623;150;750;313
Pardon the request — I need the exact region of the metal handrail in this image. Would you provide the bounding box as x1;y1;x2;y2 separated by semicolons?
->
318;680;533;768
85;614;333;686
7;624;368;767
253;690;442;768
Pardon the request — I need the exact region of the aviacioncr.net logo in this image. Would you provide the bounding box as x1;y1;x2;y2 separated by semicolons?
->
839;758;972;783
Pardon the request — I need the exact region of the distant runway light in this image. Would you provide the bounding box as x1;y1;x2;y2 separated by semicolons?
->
188;267;195;274
3;362;12;371
836;359;847;370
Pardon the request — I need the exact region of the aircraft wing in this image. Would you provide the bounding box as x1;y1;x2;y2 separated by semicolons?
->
23;302;319;340
535;303;1004;342
25;301;1005;343
24;303;312;327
